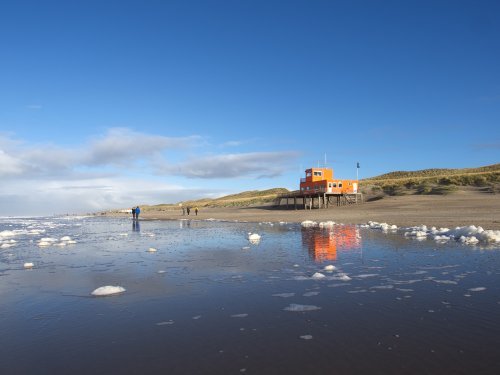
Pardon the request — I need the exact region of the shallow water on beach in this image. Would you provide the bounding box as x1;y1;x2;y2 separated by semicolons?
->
1;216;500;374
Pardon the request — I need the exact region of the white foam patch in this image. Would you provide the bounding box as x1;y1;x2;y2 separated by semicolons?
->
303;291;320;297
370;285;394;290
156;320;174;325
301;220;317;227
328;283;350;288
432;280;458;285
366;221;398;231
284;304;321;312
333;273;351;281
364;221;500;246
272;293;295;298
248;233;261;244
60;236;72;241
356;274;379;278
91;286;126;296
319;221;335;228
231;313;248;318
293;276;310;281
248;233;261;241
323;265;336;271
24;262;34;269
300;335;313;340
311;272;326;280
147;247;158;253
192;315;202;320
468;287;486;292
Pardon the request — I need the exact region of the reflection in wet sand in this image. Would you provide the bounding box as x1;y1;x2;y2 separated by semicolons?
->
302;225;361;261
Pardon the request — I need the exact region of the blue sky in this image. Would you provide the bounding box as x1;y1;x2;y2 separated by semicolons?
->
1;0;499;215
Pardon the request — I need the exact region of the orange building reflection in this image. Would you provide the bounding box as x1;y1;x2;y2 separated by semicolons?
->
301;225;361;261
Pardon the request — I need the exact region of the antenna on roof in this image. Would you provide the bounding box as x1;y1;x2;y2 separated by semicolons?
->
324;153;327;167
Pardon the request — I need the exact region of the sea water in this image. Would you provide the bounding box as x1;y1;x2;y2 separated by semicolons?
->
1;216;500;374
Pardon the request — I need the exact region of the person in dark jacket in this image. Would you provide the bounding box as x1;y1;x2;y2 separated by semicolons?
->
135;206;141;220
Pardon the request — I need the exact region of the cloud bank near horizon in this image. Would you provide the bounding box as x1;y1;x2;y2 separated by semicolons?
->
0;128;299;215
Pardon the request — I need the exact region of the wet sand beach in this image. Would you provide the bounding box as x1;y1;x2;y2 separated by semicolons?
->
121;189;500;230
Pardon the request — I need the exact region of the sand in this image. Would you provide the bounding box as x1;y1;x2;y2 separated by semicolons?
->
110;189;500;230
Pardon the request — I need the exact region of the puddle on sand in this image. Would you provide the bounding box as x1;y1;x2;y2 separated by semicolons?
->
1;217;500;374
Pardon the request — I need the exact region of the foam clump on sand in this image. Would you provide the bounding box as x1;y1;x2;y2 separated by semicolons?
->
284;304;321;312
301;220;317;227
365;221;398;231
363;221;500;246
413;225;500;245
38;237;58;247
319;221;335;228
24;262;34;269
248;233;261;244
311;272;326;279
147;247;158;252
323;264;336;271
1;241;16;249
91;286;126;296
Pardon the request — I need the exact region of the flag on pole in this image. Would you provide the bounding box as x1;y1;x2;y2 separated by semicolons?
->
357;162;360;169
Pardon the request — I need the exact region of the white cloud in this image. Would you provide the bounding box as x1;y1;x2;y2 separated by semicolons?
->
167;151;300;179
82;128;200;166
0;129;299;215
0;149;25;176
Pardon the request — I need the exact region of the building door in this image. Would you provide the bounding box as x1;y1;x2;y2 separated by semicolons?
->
328;183;332;193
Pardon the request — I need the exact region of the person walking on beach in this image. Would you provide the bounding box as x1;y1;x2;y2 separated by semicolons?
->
194;207;198;216
131;207;136;220
181;206;185;216
186;207;191;216
135;206;141;220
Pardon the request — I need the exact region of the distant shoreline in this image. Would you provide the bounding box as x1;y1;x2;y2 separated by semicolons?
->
104;189;500;230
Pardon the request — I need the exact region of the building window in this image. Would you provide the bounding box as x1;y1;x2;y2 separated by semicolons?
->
306;172;312;177
313;171;322;177
339;183;343;188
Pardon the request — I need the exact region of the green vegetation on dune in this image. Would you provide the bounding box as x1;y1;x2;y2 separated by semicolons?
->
141;188;290;211
363;163;500;188
361;163;500;199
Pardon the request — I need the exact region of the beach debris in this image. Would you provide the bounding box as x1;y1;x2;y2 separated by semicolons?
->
284;304;321;312
24;262;34;269
91;285;126;296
